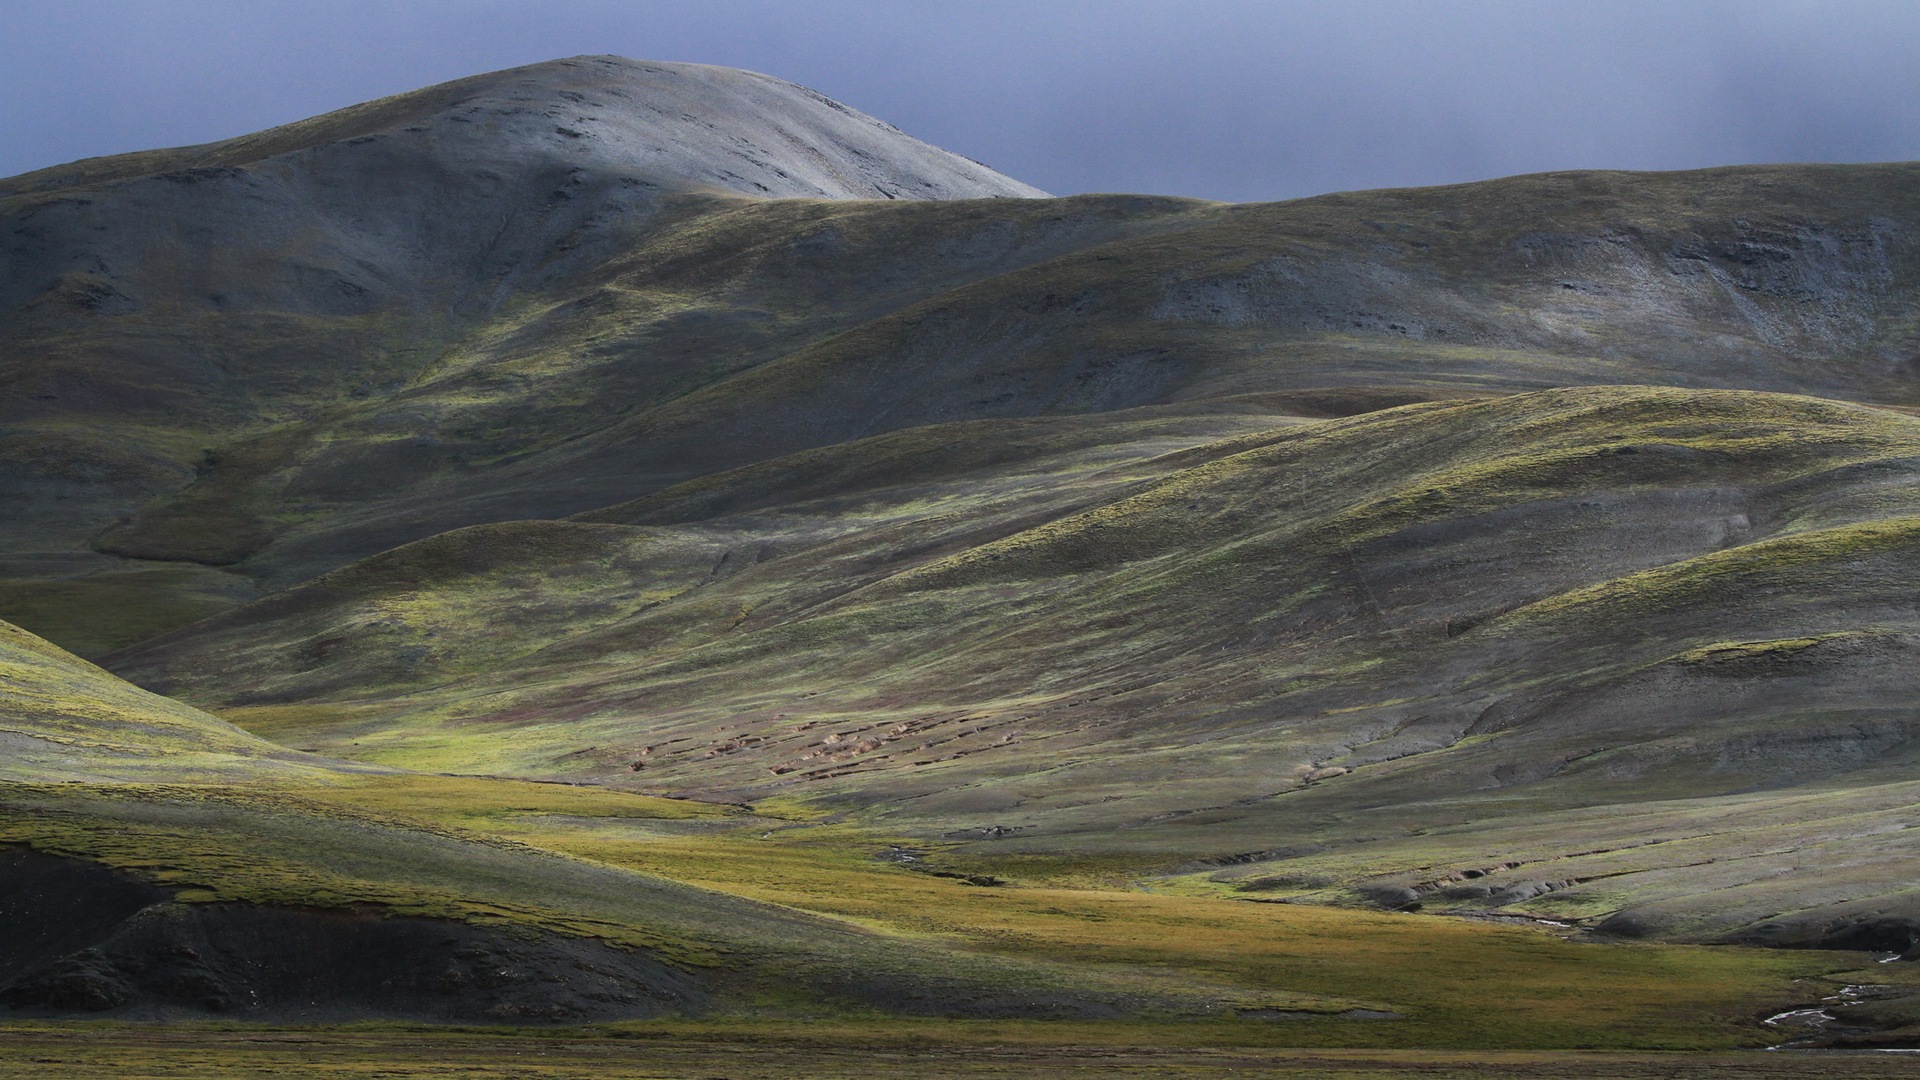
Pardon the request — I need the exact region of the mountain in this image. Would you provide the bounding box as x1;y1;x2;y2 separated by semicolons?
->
5;56;1920;1041
0;56;1044;647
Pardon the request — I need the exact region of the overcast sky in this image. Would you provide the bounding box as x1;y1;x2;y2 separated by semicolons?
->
5;1;1920;202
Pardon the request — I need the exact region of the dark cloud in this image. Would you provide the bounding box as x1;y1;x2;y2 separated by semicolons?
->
4;0;1918;201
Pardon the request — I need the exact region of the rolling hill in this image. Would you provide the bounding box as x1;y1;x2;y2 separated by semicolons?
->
5;55;1920;1046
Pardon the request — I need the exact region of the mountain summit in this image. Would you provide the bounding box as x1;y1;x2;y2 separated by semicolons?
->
2;55;1047;203
2;56;1043;337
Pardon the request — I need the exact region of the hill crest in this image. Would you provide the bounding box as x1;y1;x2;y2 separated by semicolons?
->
0;55;1048;202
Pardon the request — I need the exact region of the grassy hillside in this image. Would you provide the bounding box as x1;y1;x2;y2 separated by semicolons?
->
5;57;1920;1048
107;385;1920;949
0;617;347;783
1;619;1361;1023
9;617;1887;1042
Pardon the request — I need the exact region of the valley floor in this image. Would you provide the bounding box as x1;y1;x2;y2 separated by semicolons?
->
3;1024;1917;1079
10;772;1920;1053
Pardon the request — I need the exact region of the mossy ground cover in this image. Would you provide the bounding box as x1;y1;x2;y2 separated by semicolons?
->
0;618;342;783
25;771;1877;1047
0;783;716;962
413;812;1867;1050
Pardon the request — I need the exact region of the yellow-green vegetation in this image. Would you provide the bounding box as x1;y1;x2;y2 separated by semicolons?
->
0;781;720;962
0;623;1880;1049
0;618;337;782
1180;778;1920;937
13;1026;1920;1080
1675;633;1868;667
379;808;1853;1050
1509;515;1920;622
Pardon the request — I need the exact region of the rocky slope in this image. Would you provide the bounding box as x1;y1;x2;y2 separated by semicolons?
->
7;120;1918;648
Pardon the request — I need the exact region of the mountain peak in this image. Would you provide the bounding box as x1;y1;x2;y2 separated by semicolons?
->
4;55;1047;202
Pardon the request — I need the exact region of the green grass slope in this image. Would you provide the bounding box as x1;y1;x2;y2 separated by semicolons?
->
14;609;1869;1041
111;385;1920;946
3;771;1895;1045
4;597;1898;1040
0;617;347;783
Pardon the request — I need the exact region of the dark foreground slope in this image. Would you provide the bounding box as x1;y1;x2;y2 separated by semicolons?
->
0;847;708;1022
6;57;1920;999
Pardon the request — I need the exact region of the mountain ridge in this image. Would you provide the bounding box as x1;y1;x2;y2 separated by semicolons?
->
6;57;1920;1038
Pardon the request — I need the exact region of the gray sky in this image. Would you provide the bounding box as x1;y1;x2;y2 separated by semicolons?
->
6;1;1920;202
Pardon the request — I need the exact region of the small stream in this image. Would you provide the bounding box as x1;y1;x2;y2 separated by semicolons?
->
1763;983;1914;1050
1764;1007;1835;1030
